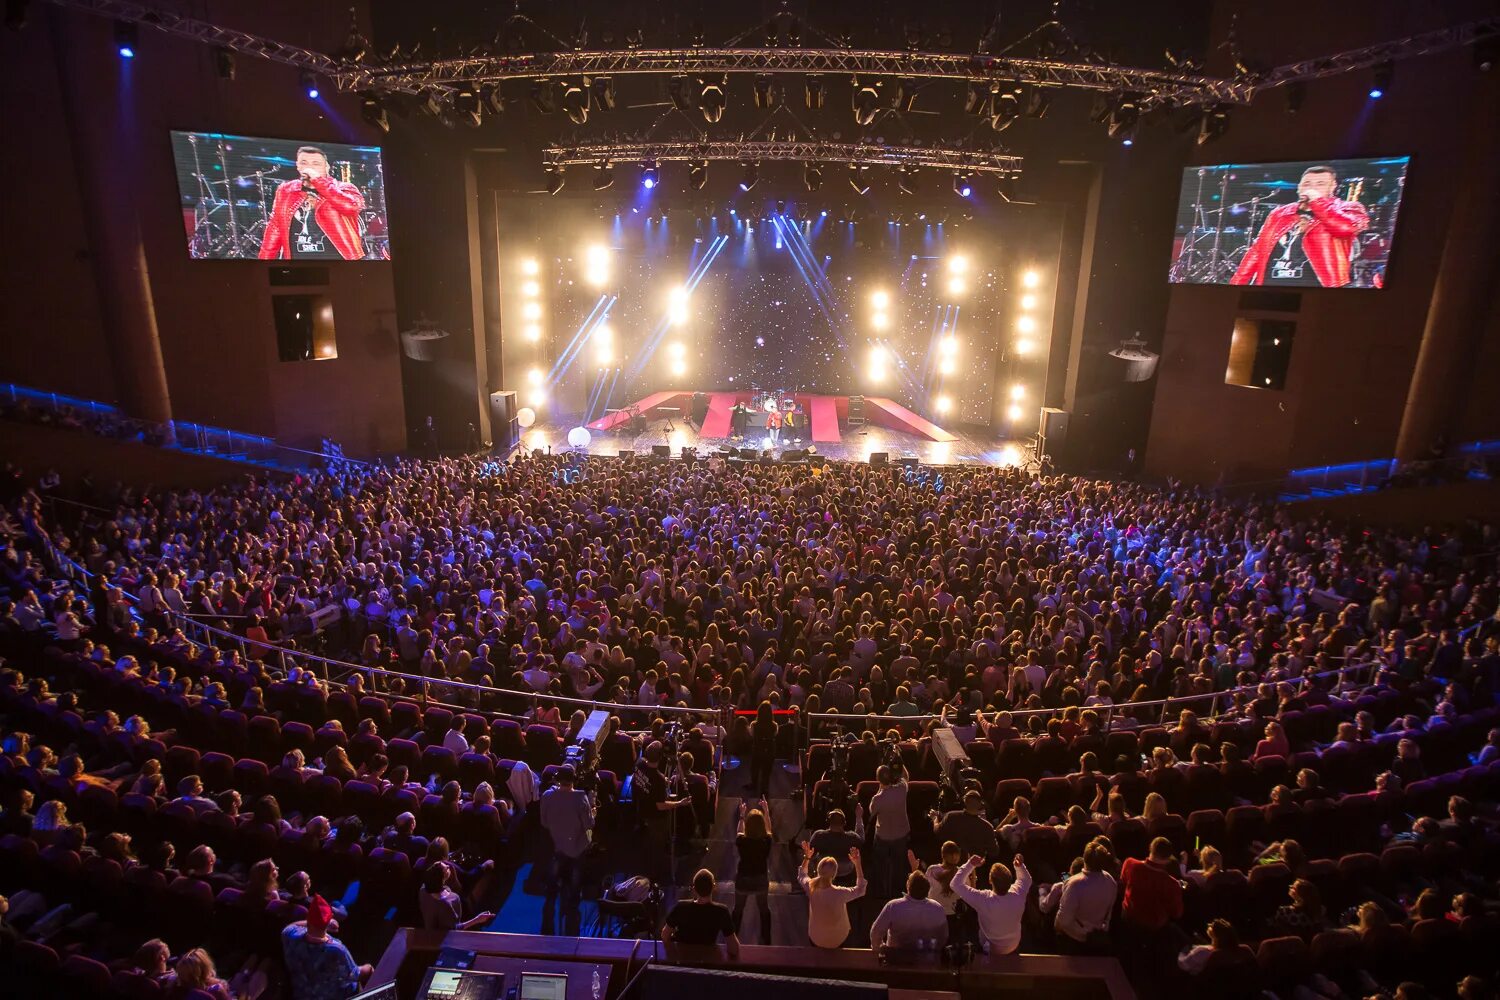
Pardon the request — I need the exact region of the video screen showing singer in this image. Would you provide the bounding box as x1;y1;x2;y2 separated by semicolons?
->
258;146;366;261
1230;165;1369;287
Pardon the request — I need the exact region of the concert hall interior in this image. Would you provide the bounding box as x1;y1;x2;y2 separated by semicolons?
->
2;2;1500;1000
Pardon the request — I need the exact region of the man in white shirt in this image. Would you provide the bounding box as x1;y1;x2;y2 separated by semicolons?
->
869;871;949;951
442;716;470;755
1054;839;1119;954
952;853;1031;955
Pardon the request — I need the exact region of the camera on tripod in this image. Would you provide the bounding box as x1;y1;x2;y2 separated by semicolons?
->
563;736;600;793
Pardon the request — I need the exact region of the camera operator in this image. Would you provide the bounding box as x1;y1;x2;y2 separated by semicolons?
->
932;789;998;862
869;763;910;899
634;741;692;884
539;764;595;935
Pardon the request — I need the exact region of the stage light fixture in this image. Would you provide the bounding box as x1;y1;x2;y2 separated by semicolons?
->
871;312;890;331
996;173;1019;202
545;165;565;195
947;277;966;295
1106;96;1140;137
667;74;694;111
523;302;542;321
893;78;918;113
671;359;688;376
1285;81;1306;114
897;166;918;195
1023;86;1052;119
589;76;615;111
989;87;1021;130
1006;403;1022;421
213;47;236;80
561;80;589;124
963;82;989;116
521;258;540;276
948;255;969;275
360;95;390;133
803;162;824;191
699;77;726;123
668;341;687;359
530;81;557;114
934;395;953;415
739;162;760;192
595;323;613;343
753;74;776;109
453;85;482;126
114;20;137;58
1477;38;1499;72
668;287;690;325
688;160;708;191
870;290;890;309
1022;270;1041;288
528;386;548;407
1016;315;1037;334
526;368;543;386
939;357;955;375
1014;338;1034;355
300;71;320;99
591;162;615;191
1370;61;1392;98
481;83;505;115
521;281;540;298
804;74;825;109
1020;294;1037;310
867;345;888;381
848;164;871;195
523;325;542;342
953;172;972;198
940;336;958;355
852;79;881;126
639;162;660;190
1195;105;1231;145
1010;384;1026;401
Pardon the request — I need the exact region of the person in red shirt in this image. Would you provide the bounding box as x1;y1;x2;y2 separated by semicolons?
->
1119;837;1187;983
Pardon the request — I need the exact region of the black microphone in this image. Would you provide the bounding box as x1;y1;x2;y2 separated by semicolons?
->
300;175;319;196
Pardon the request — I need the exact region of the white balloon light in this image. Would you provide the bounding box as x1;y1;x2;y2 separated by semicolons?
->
567;426;592;448
516;408;536;428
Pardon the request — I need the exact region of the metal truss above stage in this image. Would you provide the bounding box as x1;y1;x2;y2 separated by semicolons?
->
543;139;1023;174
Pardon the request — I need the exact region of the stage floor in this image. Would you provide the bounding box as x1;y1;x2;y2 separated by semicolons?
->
521;416;1026;467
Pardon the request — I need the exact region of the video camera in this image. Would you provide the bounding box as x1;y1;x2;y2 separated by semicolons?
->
563;736;600;794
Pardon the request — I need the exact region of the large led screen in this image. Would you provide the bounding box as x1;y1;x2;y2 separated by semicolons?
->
170;131;390;260
1168;156;1408;289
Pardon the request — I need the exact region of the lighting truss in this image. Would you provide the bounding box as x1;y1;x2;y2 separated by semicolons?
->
346;47;1250;105
543;139;1022;175
1243;15;1500;94
35;0;1500;112
42;0;341;75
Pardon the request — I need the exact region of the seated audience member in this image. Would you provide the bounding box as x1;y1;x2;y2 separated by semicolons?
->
282;895;372;1000
662;869;740;957
869;870;950;952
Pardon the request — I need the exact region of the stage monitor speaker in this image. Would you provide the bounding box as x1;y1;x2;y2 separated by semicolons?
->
897;457;919;469
489;391;517;449
868;451;888;466
617;450;635;459
737;447;760;460
781;449;808;462
808;455;826;468
651;445;672;458
1040;407;1070;453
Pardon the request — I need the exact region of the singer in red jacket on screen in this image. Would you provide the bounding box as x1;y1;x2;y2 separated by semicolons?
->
1230;165;1369;288
258;146;366;260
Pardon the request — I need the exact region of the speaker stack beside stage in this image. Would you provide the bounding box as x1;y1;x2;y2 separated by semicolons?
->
847;395;866;427
1040;406;1070;458
488;391;517;450
689;392;710;426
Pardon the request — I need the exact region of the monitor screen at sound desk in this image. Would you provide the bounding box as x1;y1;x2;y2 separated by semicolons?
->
520;973;568;1000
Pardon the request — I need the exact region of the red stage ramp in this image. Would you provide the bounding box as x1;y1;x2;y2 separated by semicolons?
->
865;397;958;442
806;395;842;444
698;392;743;438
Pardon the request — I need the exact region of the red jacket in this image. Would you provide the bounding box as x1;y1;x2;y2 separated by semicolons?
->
258;175;366;260
1230;196;1369;288
1120;857;1184;930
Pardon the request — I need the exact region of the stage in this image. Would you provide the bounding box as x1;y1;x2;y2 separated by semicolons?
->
522;391;1028;467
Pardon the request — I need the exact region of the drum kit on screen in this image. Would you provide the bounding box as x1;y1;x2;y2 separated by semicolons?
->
182;133;388;260
1169;164;1402;286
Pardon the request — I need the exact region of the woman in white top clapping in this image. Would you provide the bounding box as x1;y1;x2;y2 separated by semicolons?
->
798;842;866;949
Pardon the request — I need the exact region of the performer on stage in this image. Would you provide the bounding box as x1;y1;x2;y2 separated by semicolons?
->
1230;165;1368;287
259;146;367;260
730;400;748;440
766;405;783;444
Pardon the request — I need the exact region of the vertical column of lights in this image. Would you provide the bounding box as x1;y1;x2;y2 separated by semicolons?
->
585;244;613;368
866;289;891;386
665;285;690;380
932;254;969;418
519;257;547;409
1006;267;1048;427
